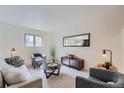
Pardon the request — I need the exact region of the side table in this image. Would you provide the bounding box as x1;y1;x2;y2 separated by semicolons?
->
5;56;24;67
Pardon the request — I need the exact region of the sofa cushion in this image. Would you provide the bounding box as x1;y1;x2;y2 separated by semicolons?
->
3;66;32;86
35;57;43;62
0;58;32;86
3;69;23;85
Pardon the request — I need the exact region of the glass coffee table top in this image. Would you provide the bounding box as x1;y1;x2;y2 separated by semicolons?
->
40;62;61;78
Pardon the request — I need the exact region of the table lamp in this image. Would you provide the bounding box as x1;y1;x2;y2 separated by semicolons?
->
11;48;15;57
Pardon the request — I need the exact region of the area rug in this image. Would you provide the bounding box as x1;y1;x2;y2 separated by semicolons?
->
28;65;89;88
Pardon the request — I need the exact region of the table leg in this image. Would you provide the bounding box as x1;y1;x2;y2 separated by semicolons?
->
44;70;54;78
53;68;60;76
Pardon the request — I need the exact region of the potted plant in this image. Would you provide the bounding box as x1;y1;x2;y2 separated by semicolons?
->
104;62;112;69
50;47;56;62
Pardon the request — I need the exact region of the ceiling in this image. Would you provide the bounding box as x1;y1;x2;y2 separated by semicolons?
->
0;5;123;31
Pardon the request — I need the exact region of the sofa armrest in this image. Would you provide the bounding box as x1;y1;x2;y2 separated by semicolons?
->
7;76;42;88
76;76;114;88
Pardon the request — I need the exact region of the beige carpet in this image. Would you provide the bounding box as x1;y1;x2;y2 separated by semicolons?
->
28;65;89;88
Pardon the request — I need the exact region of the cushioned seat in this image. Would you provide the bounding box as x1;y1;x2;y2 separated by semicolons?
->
35;57;44;62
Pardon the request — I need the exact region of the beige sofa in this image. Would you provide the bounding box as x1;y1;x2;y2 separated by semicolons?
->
0;69;42;88
0;58;42;88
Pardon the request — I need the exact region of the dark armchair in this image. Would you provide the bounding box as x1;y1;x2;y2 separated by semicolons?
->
31;53;46;69
76;68;124;88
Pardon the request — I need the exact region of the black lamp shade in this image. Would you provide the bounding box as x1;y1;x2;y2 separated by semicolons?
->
102;49;112;64
103;50;106;54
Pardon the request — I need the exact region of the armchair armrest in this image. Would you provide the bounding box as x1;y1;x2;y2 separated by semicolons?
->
31;56;35;63
7;76;42;88
76;76;114;88
42;54;46;60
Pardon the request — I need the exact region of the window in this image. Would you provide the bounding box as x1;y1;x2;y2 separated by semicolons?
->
35;36;42;47
25;34;34;47
25;34;42;47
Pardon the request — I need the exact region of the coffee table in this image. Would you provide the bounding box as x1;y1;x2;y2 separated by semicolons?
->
41;62;61;78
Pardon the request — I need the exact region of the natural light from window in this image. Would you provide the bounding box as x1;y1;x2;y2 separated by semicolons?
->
25;34;42;48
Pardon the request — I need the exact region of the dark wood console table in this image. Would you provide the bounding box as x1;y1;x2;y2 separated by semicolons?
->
61;55;84;70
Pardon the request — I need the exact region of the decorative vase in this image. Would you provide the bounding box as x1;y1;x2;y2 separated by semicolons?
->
52;58;55;62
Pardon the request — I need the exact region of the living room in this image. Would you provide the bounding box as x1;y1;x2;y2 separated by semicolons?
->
0;5;124;89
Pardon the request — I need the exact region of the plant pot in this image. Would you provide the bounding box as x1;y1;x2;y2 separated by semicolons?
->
52;59;55;62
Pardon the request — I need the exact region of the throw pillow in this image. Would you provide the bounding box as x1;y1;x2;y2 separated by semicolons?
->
3;69;23;85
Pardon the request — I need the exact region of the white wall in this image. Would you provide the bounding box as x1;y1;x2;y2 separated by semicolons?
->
121;30;124;72
0;23;54;65
54;7;124;72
